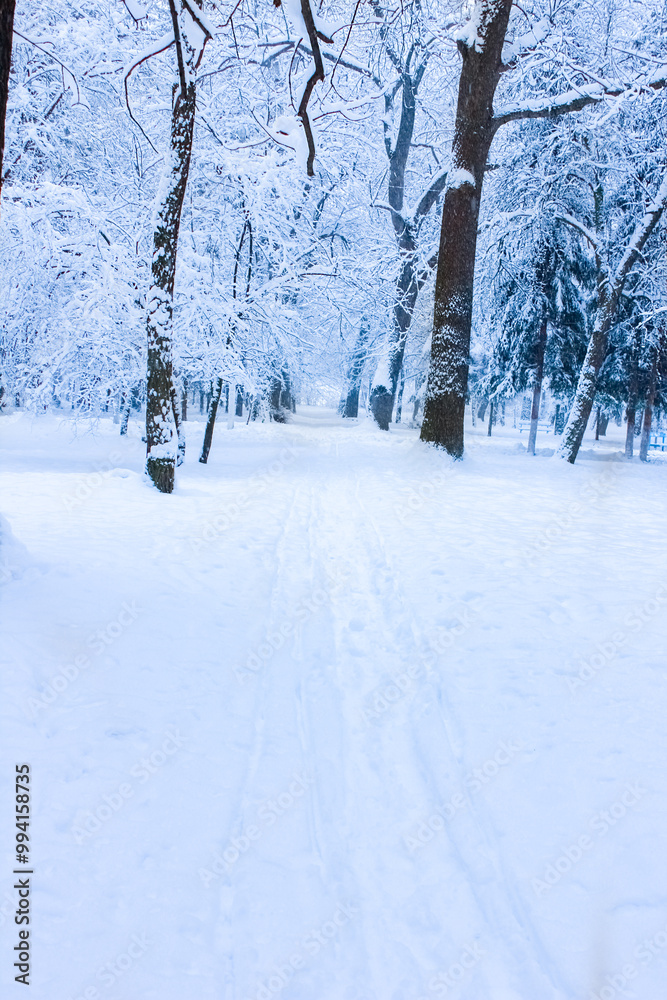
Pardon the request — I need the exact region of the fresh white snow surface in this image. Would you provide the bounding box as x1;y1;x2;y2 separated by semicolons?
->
1;407;667;1000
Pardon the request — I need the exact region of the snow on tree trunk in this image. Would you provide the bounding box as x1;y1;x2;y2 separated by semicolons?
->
527;320;547;456
421;0;512;457
200;377;222;464
0;0;16;211
170;382;185;466
344;320;369;418
388;236;419;406
557;314;611;464
558;173;667;464
395;369;405;423
145;78;196;493
119;392;131;436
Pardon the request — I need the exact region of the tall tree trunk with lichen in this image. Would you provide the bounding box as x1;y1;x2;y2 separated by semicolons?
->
421;0;512;456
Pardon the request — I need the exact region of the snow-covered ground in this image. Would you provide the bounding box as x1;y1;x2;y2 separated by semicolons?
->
1;406;667;1000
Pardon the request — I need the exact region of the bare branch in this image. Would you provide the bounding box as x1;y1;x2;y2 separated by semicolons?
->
123;31;175;153
297;0;331;176
414;167;448;219
13;30;81;105
555;213;599;250
168;0;189;99
180;0;214;39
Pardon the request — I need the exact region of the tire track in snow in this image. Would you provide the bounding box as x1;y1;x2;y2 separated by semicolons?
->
302;454;458;993
357;463;573;999
207;479;308;1000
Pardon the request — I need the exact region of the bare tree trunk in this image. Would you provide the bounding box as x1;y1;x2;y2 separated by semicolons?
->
624;328;641;458
421;1;512;456
200;377;222;463
527;319;548;456
181;378;188;423
119;392;131;436
559;176;667;463
388;240;419;406
395;369;405;423
639;346;658;462
557;320;611;463
0;0;16;211
145;73;197;492
344;320;369;418
171;383;185;466
487;399;493;437
235;385;243;417
145;0;209;492
625;390;638;458
227;384;235;429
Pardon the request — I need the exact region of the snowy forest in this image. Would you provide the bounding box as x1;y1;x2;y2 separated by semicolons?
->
2;1;667;999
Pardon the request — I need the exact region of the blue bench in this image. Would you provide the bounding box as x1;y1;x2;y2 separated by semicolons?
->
649;432;666;451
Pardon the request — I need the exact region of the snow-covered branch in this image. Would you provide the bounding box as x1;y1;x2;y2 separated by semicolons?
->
492;70;667;131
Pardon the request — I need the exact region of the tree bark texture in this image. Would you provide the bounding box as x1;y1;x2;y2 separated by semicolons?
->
421;0;512;456
0;0;16;207
199;377;222;463
527;319;547;456
639;346;658;462
145;75;196;493
344;321;369;418
559;175;667;463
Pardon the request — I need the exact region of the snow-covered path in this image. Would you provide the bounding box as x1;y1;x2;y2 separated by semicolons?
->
2;408;667;1000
